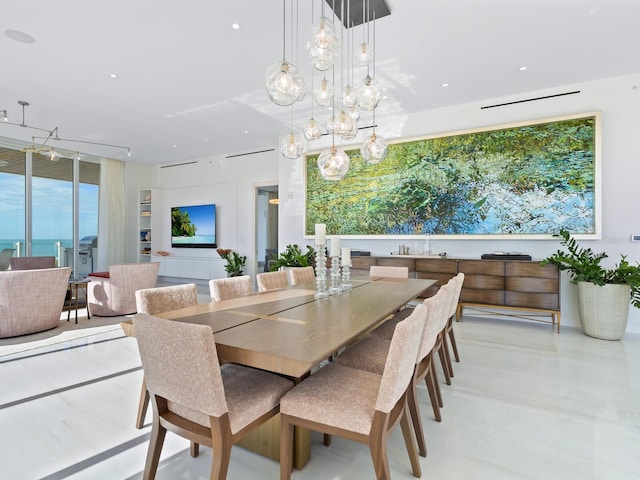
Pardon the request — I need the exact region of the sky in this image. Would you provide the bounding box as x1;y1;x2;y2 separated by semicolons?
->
0;173;99;239
174;204;216;236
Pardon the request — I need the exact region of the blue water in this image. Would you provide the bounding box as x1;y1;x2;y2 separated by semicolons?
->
171;235;216;245
0;239;72;257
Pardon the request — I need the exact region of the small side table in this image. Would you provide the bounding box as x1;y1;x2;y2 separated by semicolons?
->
65;278;91;324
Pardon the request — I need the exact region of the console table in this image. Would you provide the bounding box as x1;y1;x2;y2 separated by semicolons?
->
351;256;561;332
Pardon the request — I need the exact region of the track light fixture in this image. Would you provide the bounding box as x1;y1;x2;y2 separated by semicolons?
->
1;100;132;159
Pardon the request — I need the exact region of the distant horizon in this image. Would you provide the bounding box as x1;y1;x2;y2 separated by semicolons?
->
0;174;99;239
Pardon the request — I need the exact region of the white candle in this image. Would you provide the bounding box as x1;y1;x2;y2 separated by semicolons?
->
341;247;351;266
330;236;341;257
315;223;326;245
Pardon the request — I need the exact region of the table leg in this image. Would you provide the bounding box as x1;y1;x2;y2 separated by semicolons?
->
74;284;80;324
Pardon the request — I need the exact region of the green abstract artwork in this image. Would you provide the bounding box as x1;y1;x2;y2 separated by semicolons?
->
305;113;599;238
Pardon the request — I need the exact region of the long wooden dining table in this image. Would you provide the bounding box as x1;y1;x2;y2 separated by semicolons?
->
121;276;435;468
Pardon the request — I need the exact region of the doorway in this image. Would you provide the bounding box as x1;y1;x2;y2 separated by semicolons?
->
255;184;278;274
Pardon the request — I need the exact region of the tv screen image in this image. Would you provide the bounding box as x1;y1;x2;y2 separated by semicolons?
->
171;203;217;248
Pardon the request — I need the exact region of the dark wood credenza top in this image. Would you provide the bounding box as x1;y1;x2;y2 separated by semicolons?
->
350;255;560;312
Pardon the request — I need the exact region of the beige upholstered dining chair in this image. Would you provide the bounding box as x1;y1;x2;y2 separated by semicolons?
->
209;275;253;301
133;313;293;480
370;265;409;278
9;256;56;270
279;306;426;480
288;266;315;285
133;283;199;429
256;270;288;292
338;288;451;457
374;276;455;385
445;273;465;364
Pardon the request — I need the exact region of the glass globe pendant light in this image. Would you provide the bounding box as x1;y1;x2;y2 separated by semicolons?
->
306;16;339;72
280;130;304;159
356;74;381;111
361;131;387;164
303;73;323;141
303;117;323;140
313;77;335;107
265;0;306;106
356;42;374;66
342;84;357;108
356;0;373;66
361;98;387;164
318;145;350;181
335;109;355;138
356;10;381;111
265;61;305;106
281;106;304;159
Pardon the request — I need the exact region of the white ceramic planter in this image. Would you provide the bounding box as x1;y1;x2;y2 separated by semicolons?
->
576;282;630;340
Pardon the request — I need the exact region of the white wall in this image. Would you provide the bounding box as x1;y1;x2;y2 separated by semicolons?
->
278;73;640;333
132;150;279;280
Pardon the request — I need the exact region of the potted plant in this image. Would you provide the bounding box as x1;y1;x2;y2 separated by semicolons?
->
217;248;247;277
541;229;640;340
269;244;316;271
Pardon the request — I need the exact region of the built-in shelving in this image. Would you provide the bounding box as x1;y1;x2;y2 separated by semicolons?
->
139;189;153;262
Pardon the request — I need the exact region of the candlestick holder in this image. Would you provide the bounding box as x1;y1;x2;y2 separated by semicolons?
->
328;255;342;295
314;246;328;299
341;262;352;291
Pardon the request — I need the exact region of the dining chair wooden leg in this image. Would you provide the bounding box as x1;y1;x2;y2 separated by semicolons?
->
442;333;455;379
429;361;444;409
368;418;392;480
448;322;460;362
210;416;232;480
407;377;427;457
425;359;442;422
280;415;294;480
144;399;167;480
190;441;199;457
323;433;332;446
399;408;422;477
438;341;452;386
136;378;149;429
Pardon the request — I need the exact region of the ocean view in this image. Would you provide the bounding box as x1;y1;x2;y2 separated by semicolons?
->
0;239;72;257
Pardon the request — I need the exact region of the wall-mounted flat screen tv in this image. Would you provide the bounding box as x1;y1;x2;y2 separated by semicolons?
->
171;203;217;248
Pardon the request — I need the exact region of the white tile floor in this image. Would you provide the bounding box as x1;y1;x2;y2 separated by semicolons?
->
1;315;639;480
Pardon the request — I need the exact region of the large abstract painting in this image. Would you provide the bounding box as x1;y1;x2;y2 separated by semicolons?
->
305;112;600;239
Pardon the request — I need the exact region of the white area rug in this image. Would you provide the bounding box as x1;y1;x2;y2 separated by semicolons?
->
0;309;130;357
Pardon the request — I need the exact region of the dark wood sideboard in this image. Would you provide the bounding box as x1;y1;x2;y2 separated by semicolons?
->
351;256;561;332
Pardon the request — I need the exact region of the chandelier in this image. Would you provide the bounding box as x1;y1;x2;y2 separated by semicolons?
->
265;0;390;180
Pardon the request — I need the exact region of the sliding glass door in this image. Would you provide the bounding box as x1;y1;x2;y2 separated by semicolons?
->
0;143;100;276
0;147;26;258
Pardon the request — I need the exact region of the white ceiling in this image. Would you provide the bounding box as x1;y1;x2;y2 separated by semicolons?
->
2;0;640;165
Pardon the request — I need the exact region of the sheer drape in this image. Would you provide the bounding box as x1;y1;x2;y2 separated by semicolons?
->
96;158;126;271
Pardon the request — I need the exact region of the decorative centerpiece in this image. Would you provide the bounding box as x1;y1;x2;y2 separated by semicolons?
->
314;224;328;299
217;248;247;277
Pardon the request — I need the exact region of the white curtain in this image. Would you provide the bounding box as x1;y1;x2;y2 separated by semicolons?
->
96;158;126;271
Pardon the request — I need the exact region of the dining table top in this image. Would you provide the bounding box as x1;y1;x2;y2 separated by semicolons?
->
122;277;435;380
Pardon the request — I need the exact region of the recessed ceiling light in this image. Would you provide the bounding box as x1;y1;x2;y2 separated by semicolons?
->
172;145;177;148
441;83;449;87
204;138;211;142
232;23;241;30
519;66;528;71
108;73;119;79
382;95;388;99
243;130;249;134
5;29;35;44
